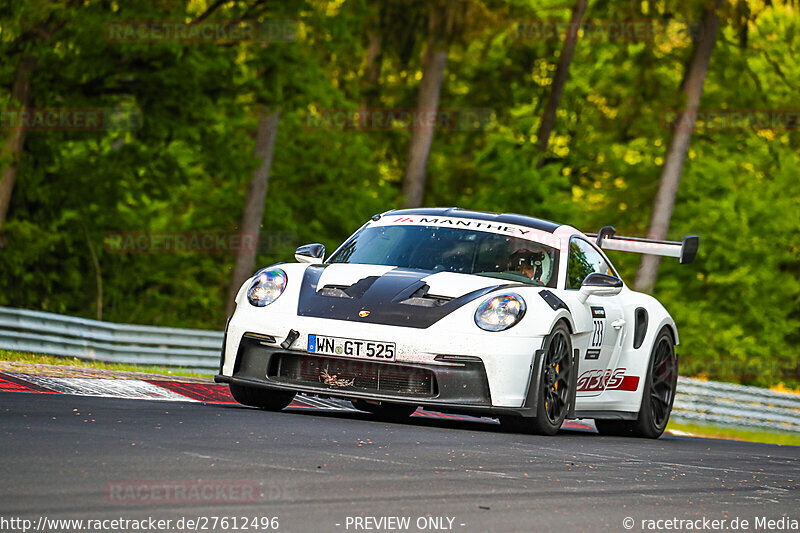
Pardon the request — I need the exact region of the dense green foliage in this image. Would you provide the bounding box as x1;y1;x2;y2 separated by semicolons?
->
1;1;798;387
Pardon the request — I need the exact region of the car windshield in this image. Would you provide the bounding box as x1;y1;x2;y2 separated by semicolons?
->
328;225;559;287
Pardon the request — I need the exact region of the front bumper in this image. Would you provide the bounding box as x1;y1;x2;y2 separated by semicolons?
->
215;334;545;418
222;313;546;407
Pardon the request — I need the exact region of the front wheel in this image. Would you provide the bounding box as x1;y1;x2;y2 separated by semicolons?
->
229;384;295;411
500;321;574;435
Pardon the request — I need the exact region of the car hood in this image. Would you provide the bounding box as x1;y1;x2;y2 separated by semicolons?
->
296;263;516;329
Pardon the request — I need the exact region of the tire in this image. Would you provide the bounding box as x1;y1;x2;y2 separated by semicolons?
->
229;384;295;411
595;327;677;439
500;321;574;436
351;400;417;420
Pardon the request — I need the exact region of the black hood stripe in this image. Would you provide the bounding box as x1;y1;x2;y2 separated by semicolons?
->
297;266;514;329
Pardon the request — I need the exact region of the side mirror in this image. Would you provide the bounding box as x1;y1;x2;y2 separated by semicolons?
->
295;243;325;263
577;273;623;303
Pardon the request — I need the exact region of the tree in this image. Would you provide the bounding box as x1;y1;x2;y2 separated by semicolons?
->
0;57;35;237
226;110;280;315
635;1;722;292
359;1;384;111
535;0;588;169
401;5;447;208
0;0;75;237
401;0;471;208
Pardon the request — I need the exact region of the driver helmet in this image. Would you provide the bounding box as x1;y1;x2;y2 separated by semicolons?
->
508;248;545;280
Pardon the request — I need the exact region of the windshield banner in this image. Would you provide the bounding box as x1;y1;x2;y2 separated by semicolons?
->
369;215;562;249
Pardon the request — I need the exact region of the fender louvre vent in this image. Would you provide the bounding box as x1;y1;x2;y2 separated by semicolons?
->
634;307;648;349
270;353;437;396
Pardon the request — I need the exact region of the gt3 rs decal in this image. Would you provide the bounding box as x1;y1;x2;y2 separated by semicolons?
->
576;368;640;392
591;319;605;347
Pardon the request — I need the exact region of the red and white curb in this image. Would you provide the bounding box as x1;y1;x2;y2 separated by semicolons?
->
0;368;594;430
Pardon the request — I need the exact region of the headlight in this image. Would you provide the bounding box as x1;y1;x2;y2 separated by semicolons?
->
246;268;287;307
474;293;526;331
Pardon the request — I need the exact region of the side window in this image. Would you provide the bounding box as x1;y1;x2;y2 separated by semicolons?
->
566;238;615;289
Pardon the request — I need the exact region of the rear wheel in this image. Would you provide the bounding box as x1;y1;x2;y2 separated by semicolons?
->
351;400;417;420
500;322;574;435
632;328;678;438
595;328;677;438
229;384;295;411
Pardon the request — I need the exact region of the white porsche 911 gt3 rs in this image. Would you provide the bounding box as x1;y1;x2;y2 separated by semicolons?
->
216;208;699;438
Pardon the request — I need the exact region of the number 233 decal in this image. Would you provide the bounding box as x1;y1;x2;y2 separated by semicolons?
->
590;306;606;347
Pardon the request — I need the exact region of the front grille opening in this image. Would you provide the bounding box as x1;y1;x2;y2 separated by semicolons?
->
269;353;437;397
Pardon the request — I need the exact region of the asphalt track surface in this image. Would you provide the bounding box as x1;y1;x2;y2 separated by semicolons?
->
1;391;799;533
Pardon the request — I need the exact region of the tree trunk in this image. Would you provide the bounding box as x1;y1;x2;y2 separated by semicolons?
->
226;110;280;315
736;0;750;49
535;0;587;168
81;220;103;320
401;41;448;208
0;57;36;237
634;4;720;292
360;29;383;110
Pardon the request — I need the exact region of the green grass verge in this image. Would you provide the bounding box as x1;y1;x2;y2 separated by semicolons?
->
667;420;800;446
0;350;213;379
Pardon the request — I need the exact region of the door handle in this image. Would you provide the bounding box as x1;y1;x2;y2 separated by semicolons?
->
611;319;626;330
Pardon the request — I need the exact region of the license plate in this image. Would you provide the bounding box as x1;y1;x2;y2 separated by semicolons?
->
307;334;396;361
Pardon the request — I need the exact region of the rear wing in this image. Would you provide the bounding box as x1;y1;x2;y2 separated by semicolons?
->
586;226;699;265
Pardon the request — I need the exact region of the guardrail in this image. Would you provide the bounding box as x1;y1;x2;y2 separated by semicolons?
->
672;377;800;433
1;306;799;433
0;307;222;373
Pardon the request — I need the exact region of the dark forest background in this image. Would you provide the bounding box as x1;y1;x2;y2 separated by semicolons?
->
1;0;798;387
